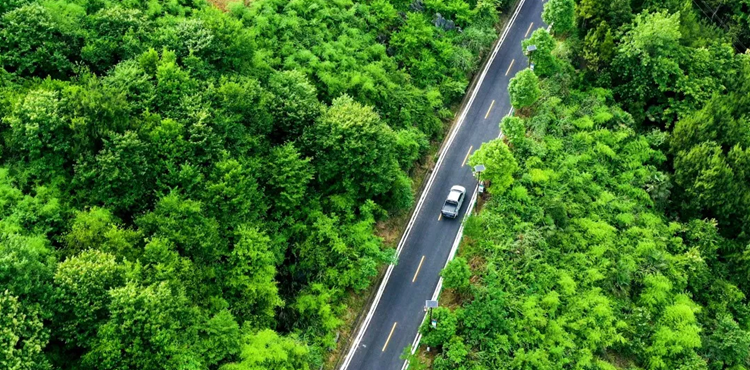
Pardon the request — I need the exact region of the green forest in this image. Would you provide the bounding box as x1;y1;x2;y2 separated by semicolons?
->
0;0;508;369
418;0;750;368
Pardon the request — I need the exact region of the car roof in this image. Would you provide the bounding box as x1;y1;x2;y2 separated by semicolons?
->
447;186;465;202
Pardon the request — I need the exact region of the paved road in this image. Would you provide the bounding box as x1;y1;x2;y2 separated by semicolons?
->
341;1;546;369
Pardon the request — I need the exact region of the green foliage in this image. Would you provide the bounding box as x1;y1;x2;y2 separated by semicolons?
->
611;11;732;125
419;307;459;348
223;226;282;326
4;89;72;183
220;330;310;370
303;95;402;203
468;140;518;193
0;290;51;370
81;6;149;72
394;128;429;172
0;233;56;313
64;207;140;260
53;250;126;350
84;282;207;370
543;0;576;35
508;68;541;109
582;22;616;71
438;33;750;367
501;115;532;155
266;70;322;143
0;0;529;367
522;29;559;77
264;143;314;218
441;257;471;292
670;78;750;239
704;315;750;369
0;4;80;78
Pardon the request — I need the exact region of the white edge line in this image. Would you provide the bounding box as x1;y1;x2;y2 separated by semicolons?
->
340;0;528;367
400;184;478;370
401;107;516;370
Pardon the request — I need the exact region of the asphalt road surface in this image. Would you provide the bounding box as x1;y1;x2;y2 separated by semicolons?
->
340;1;546;369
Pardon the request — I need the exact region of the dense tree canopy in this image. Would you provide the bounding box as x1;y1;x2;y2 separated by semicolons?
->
0;0;509;368
508;68;542;110
422;0;750;368
3;0;750;367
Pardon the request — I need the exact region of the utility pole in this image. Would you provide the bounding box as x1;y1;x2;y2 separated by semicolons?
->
525;45;537;71
425;300;438;328
474;164;486;194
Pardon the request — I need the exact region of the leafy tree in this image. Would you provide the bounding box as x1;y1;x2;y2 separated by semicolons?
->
5;89;72;183
394;128;429;172
220;329;310;370
267;70;323;143
468;140;518;193
0;0;31;14
0;290;51;370
222;226;282;326
64;207;140;260
290;284;344;353
0;4;80;78
582;21;616;71
264;143;314;219
521;29;558;77
303;95;402;204
576;0;631;32
0;233;56;314
543;0;576;35
291;205;392;292
0;169;64;238
670;86;750;239
201;157;265;229
645;295;704;369
419;307;458;348
704;315;750;370
136;192;227;264
508;68;541;110
84;282;206;370
81;6;149;73
53;250;127;350
72;131;152;215
500;115;529;151
214;76;273;140
441;257;471;292
611;11;731;125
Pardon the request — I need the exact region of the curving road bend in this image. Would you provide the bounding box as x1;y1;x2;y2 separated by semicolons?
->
341;1;546;369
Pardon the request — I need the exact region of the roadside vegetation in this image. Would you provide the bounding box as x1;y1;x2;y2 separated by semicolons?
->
0;0;514;369
421;0;750;368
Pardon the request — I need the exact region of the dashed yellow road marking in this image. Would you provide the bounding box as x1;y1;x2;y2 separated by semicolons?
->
484;100;495;119
438;213;442;221
525;22;534;38
462;145;473;167
412;256;426;283
505;59;515;76
382;322;397;352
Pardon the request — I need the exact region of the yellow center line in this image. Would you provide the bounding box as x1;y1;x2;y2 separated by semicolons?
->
382;322;397;352
462;145;473;167
525;22;534;38
505;59;515;76
484;100;495;119
438;213;442;221
412;256;426;283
